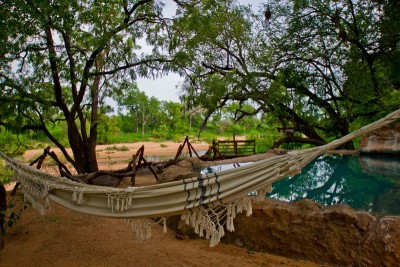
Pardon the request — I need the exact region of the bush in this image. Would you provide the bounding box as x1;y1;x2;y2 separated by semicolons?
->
0;160;13;185
151;130;174;140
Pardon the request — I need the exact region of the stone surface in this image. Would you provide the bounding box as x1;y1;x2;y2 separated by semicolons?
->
359;124;400;154
158;149;400;266
157;159;199;183
168;198;400;267
358;155;400;178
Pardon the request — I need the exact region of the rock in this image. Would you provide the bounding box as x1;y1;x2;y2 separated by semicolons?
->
157;160;200;183
322;205;358;225
176;160;193;168
294;198;323;212
358;155;400;178
355;211;375;231
359;125;400;154
167;198;400;267
234;238;244;247
90;175;121;187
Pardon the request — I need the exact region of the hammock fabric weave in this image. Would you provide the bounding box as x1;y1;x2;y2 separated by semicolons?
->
1;109;399;246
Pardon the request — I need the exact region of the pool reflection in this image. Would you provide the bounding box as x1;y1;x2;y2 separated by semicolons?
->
268;154;400;215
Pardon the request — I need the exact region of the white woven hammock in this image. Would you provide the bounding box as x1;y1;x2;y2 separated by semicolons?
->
1;108;399;246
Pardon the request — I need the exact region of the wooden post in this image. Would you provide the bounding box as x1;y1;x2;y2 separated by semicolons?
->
141;158;159;181
135;145;145;170
187;141;200;158
185;137;193;157
233;134;238;155
130;154;137;186
173;144;183;162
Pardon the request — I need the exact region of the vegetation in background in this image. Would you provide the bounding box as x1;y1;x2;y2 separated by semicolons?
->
1;0;398;174
172;0;400;150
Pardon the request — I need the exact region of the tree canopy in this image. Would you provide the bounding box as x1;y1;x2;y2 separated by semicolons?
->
172;0;400;148
1;0;399;174
0;0;177;173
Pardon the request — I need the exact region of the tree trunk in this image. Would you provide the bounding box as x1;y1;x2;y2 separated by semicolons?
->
141;112;146;138
189;115;192;132
86;61;102;173
67;118;99;174
135;111;139;133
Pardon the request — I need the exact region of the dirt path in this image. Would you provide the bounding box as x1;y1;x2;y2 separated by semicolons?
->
0;142;323;267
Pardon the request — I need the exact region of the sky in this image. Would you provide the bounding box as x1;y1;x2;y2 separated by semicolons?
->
135;0;265;103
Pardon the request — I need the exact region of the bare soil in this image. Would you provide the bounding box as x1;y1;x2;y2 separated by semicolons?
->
0;141;322;267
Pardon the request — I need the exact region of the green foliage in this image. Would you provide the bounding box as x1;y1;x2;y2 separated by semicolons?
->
151;130;174;141
117;115;137;134
1;0;399;159
382;90;400;112
248;130;280;154
0;0;175;173
47;122;69;148
172;0;400;150
107;133;151;144
0;160;13;184
97;114;120;145
0;127;47;156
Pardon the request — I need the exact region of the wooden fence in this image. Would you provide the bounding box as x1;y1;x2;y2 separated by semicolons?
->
217;140;256;157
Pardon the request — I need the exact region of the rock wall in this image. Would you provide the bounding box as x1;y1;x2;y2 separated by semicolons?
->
358;155;400;179
359;124;400;154
168;198;400;267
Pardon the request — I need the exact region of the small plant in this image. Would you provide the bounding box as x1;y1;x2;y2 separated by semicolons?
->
160;144;168;148
247;249;255;256
1;193;31;234
105;145;130;152
45;216;58;222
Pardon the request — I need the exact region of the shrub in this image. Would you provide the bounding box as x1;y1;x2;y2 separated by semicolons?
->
105;145;130;152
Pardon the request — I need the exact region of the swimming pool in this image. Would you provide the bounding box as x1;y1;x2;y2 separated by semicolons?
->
201;154;400;215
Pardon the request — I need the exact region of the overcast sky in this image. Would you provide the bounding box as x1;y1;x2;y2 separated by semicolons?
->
135;0;265;103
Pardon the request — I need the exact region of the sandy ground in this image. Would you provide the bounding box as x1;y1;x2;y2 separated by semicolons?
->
1;141;322;267
1;203;321;267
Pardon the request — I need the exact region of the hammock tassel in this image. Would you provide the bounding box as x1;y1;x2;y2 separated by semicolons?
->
245;197;252;216
162;217;167;233
77;190;84;205
128;219;152;241
121;199;125;212
256;184;272;200
45;196;51;210
72;187;78;202
145;224;151;239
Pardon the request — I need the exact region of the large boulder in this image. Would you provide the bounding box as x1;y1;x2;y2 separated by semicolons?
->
359;125;400;154
168;198;400;267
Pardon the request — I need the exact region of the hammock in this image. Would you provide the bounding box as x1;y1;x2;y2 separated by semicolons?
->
1;108;399;246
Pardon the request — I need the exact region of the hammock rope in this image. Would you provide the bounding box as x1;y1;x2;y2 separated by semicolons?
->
1;108;399;246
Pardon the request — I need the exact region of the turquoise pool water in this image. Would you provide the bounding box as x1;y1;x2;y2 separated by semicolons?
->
201;154;400;215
